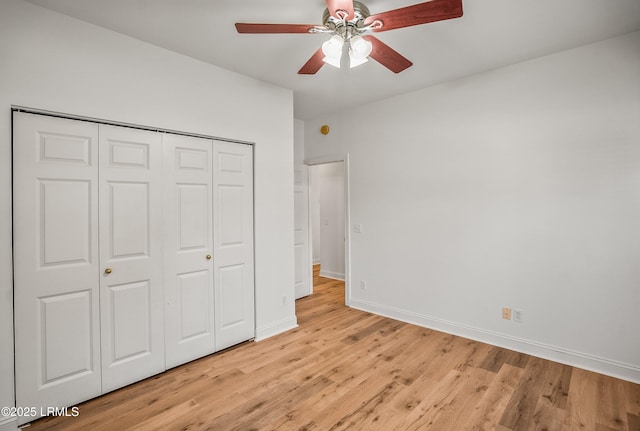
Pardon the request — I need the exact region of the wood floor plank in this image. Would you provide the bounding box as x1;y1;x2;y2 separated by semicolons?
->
626;380;640;416
541;362;573;411
25;271;640;431
327;380;407;431
394;334;481;387
296;366;403;431
401;368;468;430
596;373;629;430
278;359;402;431
461;363;525;430
527;396;566;431
434;369;499;430
563;367;600;431
480;346;530;373
500;357;573;430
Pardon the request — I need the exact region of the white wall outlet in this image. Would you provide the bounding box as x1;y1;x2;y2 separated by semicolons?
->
360;280;366;290
353;224;363;233
282;296;287;305
514;309;523;322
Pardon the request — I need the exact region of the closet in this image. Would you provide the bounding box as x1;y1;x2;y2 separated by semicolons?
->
13;111;254;423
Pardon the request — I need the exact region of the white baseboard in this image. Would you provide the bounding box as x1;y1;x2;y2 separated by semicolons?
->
319;270;344;281
0;417;18;431
255;316;298;341
350;298;640;384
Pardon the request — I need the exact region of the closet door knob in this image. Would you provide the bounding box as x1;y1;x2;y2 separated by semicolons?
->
104;268;112;274
206;255;212;260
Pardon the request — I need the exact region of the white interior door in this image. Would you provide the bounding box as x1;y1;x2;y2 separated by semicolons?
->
14;112;256;418
163;134;216;368
294;165;312;299
99;125;165;392
212;141;255;350
13;112;102;424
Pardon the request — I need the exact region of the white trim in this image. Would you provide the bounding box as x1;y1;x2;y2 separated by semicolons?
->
319;270;345;281
304;154;347;166
306;174;314;299
0;417;18;431
350;298;640;384
12;106;253;146
343;154;351;307
255;317;298;341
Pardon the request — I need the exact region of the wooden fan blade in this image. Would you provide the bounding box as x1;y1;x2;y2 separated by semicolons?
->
364;0;463;32
326;0;355;20
363;35;412;73
235;23;317;34
298;48;326;75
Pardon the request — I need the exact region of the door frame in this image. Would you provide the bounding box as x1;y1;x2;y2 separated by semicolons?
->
304;153;351;306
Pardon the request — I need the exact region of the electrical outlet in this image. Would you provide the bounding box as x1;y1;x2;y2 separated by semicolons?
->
360;280;366;290
502;307;512;320
282;296;287;305
514;309;523;322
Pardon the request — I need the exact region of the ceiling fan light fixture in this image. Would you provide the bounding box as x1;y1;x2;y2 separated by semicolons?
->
322;55;342;68
350;35;372;59
349;52;368;68
321;35;344;68
236;0;464;75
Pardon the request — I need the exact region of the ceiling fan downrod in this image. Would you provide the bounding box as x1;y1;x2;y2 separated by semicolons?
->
312;1;381;40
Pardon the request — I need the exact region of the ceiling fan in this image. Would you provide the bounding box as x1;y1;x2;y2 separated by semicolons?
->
235;0;463;75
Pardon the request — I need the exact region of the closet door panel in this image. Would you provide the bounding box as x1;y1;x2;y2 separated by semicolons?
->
13;112;101;424
163;134;215;368
213;141;255;351
99;125;165;392
108;182;149;257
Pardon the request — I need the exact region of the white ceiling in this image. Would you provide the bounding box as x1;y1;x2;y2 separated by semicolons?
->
24;0;640;120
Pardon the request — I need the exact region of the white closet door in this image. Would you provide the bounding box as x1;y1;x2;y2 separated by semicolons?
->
13;112;101;423
163;134;216;368
213;141;255;350
294;164;312;299
99;125;165;392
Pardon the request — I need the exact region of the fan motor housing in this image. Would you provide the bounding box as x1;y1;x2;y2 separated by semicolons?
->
322;1;371;32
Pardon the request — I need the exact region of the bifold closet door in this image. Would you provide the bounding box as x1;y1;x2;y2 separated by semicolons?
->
98;125;165;392
213;141;255;351
163;134;216;368
14;112;254;422
13;113;102;422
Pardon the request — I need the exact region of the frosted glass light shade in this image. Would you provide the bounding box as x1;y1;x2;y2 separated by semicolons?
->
349;52;368;68
322;55;341;68
350;36;372;59
322;35;344;68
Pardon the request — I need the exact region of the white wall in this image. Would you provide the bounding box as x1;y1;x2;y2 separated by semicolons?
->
310;163;345;280
305;31;640;383
0;1;296;426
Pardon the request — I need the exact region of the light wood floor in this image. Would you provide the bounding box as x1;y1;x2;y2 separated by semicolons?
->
28;266;640;430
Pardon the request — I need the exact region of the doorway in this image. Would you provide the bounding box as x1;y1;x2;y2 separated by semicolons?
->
306;156;350;305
